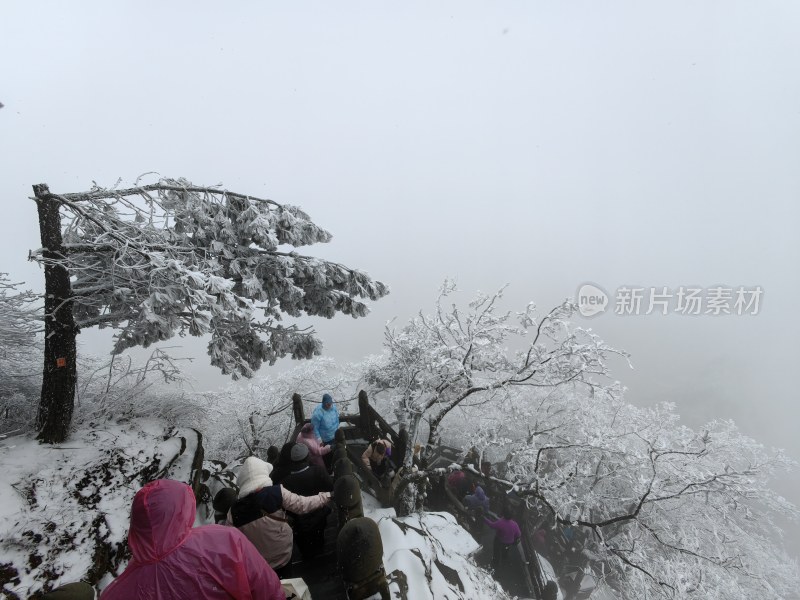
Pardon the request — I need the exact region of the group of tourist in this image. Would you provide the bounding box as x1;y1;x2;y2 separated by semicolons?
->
446;467;523;576
94;392;404;599
52;393;544;599
100;393;346;600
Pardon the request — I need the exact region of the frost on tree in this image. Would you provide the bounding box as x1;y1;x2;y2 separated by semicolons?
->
30;178;389;443
364;279;628;465
362;281;800;598
0;274;41;403
501;394;800;600
362;280;628;515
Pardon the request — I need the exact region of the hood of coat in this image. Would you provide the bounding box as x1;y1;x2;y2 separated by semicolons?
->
237;456;274;498
297;429;315;444
313;402;339;420
474;486;487;501
128;479;195;564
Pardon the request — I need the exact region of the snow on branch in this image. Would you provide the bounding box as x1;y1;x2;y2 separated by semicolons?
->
363;280;627;451
0;273;41;352
360;280;799;598
28;178;389;379
504;395;800;599
0;274;43;418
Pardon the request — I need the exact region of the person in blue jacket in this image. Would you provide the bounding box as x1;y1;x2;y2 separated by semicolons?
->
311;393;340;446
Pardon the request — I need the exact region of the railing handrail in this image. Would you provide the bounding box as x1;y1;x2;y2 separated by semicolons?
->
434;463;547;598
287;392;553;599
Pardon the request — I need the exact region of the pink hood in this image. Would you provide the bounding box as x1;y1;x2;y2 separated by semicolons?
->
296;430;330;469
101;479;284;600
128;479;195;563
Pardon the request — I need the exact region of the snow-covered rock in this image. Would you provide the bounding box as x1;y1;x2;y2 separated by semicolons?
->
362;494;513;600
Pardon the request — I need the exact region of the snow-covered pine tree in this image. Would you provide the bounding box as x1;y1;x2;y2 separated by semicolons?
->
30;178;389;443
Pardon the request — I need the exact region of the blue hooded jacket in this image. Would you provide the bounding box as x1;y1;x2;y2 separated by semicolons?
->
464;485;490;512
311;393;340;443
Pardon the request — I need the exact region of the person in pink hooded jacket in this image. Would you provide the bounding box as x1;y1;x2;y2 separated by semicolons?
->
101;479;284;600
295;422;331;469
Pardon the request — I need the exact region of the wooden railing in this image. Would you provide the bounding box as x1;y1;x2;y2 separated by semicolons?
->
290;390;554;599
331;423;390;600
435;466;548;598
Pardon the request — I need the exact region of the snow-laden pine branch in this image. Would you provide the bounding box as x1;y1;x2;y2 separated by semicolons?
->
29;178;389;380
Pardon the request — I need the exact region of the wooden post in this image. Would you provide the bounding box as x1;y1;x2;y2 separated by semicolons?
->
189;429;205;497
292;393;305;424
358;390;375;440
34;184;78;444
337;517;389;600
334;474;364;527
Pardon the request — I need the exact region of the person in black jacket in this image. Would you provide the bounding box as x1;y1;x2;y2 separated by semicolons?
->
270;442;294;485
281;443;334;558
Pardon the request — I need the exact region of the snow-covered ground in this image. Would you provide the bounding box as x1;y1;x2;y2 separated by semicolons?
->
0;419;199;599
0;419;518;599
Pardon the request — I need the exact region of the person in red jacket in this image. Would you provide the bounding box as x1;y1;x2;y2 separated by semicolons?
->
101;479;284;600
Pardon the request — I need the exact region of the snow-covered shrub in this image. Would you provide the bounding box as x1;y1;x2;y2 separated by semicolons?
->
0;392;38;437
0;274;42;437
71;349;204;432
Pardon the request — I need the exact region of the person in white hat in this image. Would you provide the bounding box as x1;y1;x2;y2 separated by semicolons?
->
230;456;331;578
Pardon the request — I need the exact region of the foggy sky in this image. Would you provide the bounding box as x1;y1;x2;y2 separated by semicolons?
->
2;1;799;551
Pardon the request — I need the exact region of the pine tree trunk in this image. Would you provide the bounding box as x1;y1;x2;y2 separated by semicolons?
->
427;413;443;448
34;184;78;444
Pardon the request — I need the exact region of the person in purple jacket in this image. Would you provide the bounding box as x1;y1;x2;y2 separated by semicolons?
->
484;505;522;572
464;483;490;513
